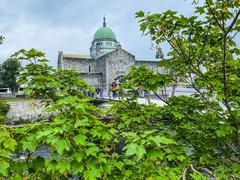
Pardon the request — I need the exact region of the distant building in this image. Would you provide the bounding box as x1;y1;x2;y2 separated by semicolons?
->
58;17;164;89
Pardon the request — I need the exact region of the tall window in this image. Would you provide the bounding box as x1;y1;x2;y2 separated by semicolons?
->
89;65;91;72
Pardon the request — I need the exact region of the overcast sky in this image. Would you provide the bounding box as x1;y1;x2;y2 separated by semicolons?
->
0;0;200;67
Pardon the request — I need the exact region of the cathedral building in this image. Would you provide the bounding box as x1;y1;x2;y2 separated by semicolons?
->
57;17;163;89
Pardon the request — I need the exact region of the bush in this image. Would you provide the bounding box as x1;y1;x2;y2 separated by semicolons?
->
0;102;10;122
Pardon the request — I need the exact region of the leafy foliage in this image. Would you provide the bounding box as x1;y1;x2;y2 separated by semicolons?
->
0;0;240;179
134;0;240;178
0;49;118;179
0;102;10;123
0;58;20;93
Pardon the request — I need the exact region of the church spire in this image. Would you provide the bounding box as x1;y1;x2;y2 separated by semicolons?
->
103;16;106;27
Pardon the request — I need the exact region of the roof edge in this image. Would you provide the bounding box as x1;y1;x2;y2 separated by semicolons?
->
62;54;92;59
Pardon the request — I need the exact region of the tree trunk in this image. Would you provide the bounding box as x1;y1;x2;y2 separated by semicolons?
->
171;77;177;97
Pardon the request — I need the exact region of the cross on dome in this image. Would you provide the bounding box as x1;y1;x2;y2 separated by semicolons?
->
103;16;106;27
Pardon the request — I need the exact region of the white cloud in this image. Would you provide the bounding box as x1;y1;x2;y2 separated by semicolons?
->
0;0;198;67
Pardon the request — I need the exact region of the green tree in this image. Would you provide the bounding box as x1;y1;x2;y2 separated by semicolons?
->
0;0;240;178
0;35;5;87
0;49;118;179
132;0;240;178
0;58;20;94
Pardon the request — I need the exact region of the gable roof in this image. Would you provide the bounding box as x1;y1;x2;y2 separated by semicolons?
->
98;48;135;59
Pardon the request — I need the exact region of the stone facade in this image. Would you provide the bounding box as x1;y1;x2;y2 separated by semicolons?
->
80;73;103;86
101;49;135;85
57;18;164;89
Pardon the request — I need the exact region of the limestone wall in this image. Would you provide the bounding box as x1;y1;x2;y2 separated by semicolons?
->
80;73;103;86
6;100;51;125
96;56;107;84
62;58;97;73
105;49;135;84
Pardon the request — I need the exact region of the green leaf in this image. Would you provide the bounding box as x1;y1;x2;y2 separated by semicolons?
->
84;168;102;180
190;172;209;180
98;154;107;164
32;156;45;171
215;125;235;137
177;154;186;161
56;159;71;174
149;150;164;161
125;143;146;161
151;136;176;145
46;134;60;145
124;169;133;177
167;154;174;161
74;134;87;146
73;151;85;162
21;140;38;152
195;7;205;14
135;11;145;18
90;128;102;138
53;116;67;124
86;146;100;157
36;129;53;139
4;138;17;151
72;160;84;174
45;160;57;172
0;129;10;140
0;160;9;176
54;139;70;155
74;118;90;128
11;161;28;174
9;174;22;180
0;149;12;158
112;160;124;170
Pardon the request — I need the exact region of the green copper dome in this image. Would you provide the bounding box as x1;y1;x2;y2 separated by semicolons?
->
93;27;117;41
93;17;117;41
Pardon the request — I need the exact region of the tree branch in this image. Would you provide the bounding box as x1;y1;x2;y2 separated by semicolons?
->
230;31;239;40
186;73;223;116
226;9;240;36
167;27;189;61
224;140;240;155
155;25;184;59
222;34;231;112
198;21;212;61
182;168;187;180
206;0;226;33
196;167;218;180
153;91;168;104
190;165;201;174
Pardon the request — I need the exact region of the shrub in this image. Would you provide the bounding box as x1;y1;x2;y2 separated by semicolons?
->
0;102;10;122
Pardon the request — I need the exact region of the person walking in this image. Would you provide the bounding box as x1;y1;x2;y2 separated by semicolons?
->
111;81;117;98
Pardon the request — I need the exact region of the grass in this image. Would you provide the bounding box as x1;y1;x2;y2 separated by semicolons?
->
0;97;30;103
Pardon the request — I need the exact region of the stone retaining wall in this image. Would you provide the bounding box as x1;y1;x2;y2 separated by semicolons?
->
6;100;52;125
